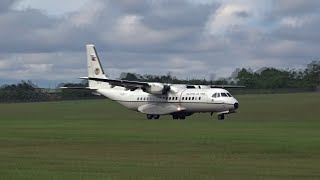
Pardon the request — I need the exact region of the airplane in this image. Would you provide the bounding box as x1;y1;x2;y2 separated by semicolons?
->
63;44;242;120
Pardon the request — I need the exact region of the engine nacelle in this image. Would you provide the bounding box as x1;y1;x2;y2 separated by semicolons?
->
144;83;171;95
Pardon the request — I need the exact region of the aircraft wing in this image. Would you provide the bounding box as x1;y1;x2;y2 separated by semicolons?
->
60;87;97;90
83;77;174;94
83;77;245;92
83;77;149;89
138;103;185;115
210;85;245;88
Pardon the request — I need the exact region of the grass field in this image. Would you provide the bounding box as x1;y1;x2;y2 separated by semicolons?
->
0;93;320;179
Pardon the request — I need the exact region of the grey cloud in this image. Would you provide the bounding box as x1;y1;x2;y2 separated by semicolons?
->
272;0;320;16
273;16;320;43
234;11;250;18
0;0;19;13
144;1;219;29
0;0;320;86
110;0;151;14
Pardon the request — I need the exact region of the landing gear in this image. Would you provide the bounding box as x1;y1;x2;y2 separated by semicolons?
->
147;114;154;119
217;114;225;120
172;114;186;120
146;114;160;120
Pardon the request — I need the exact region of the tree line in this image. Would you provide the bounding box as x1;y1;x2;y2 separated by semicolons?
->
0;61;319;103
122;61;320;91
0;81;98;103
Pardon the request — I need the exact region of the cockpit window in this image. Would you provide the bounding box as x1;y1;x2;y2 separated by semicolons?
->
227;93;232;97
221;93;228;97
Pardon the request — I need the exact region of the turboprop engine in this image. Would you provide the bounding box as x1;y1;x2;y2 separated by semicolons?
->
143;83;171;95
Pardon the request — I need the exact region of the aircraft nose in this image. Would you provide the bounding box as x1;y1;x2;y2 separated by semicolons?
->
234;102;239;109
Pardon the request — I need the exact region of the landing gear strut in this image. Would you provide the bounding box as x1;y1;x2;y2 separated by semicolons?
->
217;114;225;120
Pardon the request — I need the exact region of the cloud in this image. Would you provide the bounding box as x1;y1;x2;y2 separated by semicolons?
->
272;0;320;16
0;0;319;87
0;0;19;13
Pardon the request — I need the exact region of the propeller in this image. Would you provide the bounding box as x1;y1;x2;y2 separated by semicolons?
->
162;85;171;94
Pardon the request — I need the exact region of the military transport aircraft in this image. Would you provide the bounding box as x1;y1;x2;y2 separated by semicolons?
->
63;44;242;120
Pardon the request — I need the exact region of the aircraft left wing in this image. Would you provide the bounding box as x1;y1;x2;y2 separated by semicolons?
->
138;103;186;115
85;77;148;89
60;87;97;90
83;77;174;94
210;85;245;88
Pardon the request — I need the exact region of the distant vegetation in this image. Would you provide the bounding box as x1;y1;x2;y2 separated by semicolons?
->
0;61;319;103
0;81;98;103
121;61;320;90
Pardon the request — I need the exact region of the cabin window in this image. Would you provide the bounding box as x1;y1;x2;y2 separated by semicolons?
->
199;97;201;100
176;97;178;100
143;97;146;101
221;93;228;97
192;97;195;100
189;97;191;100
169;97;171;100
182;97;184;100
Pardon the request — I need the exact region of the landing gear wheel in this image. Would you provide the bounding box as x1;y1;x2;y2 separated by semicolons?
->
154;115;160;119
172;115;179;120
217;114;225;120
147;114;154;120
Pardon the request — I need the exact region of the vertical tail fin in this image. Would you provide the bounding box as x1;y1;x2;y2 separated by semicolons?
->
86;44;107;88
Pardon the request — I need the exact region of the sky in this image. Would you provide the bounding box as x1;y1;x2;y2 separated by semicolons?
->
0;0;319;87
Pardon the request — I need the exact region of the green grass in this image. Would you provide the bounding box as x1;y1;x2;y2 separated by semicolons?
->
0;93;320;179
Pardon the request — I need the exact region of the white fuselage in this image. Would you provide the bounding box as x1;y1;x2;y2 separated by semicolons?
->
96;85;239;115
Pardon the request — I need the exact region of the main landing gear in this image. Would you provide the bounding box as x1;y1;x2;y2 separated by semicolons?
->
172;114;186;120
217;114;225;120
146;114;160;120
